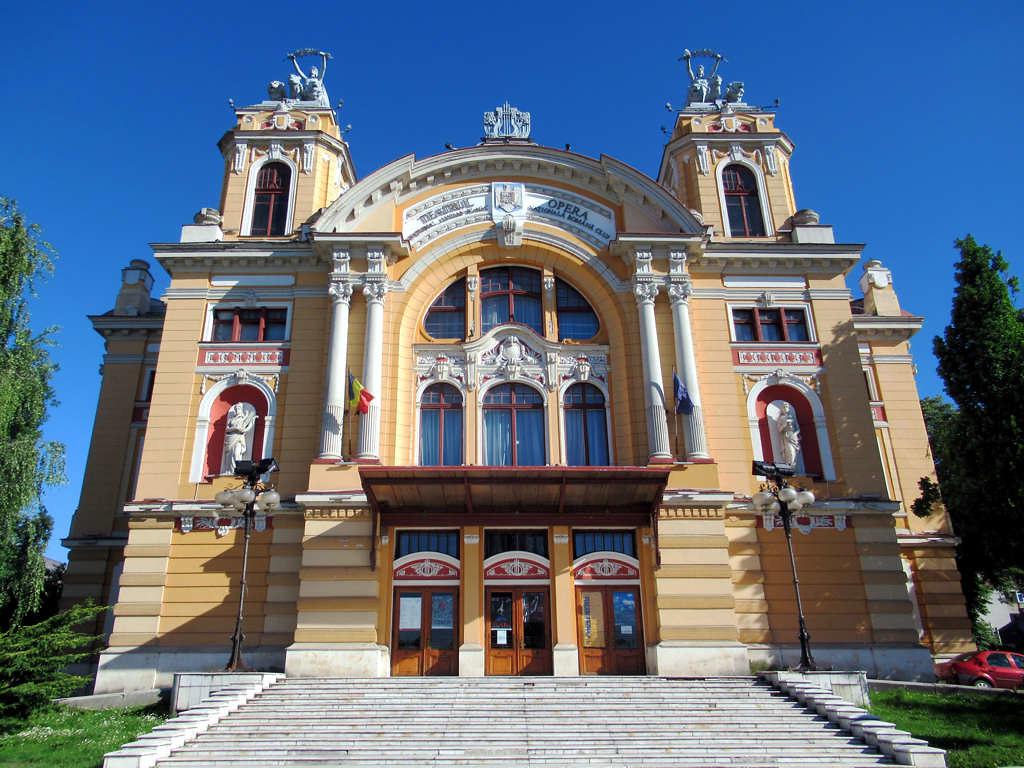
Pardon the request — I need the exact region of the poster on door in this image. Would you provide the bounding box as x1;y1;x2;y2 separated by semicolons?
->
581;591;606;648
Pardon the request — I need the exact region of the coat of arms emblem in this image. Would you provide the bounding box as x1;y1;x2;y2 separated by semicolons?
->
492;182;524;215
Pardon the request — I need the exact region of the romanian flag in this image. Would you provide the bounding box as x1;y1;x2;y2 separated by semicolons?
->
348;373;374;414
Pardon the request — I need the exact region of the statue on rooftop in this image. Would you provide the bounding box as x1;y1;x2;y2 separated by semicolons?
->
680;49;724;106
286;49;332;106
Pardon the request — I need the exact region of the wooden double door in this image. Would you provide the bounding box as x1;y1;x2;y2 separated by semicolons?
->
576;585;645;675
391;587;458;676
486;587;553;675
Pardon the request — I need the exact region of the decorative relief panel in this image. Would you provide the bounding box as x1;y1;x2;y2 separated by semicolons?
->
732;347;821;367
759;513;847;535
178;515;271;537
393;554;461;582
483;552;551;581
416;329;609;393
572;553;641;581
198;346;289;368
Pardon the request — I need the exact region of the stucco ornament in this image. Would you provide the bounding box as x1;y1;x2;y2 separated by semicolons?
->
221;402;258;474
483;101;531;140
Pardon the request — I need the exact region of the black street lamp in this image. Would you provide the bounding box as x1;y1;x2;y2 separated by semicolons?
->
215;457;280;672
751;460;817;671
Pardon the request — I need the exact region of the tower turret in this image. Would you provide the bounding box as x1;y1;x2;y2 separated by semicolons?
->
186;50;357;243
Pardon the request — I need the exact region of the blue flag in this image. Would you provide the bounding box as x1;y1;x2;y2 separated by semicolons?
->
673;372;694;415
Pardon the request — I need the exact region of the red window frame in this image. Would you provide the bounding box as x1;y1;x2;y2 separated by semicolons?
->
480;267;543;334
250;162;291;236
482;383;544;466
420;383;463;466
722;165;766;237
564;383;608;466
732;307;809;343
211;307;288;343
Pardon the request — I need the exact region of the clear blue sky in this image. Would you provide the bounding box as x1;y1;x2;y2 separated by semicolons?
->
2;0;1020;561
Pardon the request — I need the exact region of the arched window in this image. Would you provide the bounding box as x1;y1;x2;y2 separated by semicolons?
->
250;162;291;236
480;267;542;335
722;165;766;237
420;384;463;466
564;384;609;466
424;279;466;339
483;384;545;466
556;279;599;340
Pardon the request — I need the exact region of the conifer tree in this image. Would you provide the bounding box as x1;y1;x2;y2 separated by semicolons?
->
916;236;1024;626
0;199;65;629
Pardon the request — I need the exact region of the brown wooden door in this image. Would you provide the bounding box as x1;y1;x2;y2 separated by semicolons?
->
391;588;458;676
486;587;552;675
576;586;645;675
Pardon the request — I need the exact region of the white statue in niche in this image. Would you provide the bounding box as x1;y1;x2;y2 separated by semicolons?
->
221;402;258;474
768;400;804;473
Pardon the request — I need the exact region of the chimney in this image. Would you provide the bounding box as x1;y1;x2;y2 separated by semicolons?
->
113;259;155;316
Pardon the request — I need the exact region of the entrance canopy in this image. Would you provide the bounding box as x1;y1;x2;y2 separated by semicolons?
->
359;466;669;526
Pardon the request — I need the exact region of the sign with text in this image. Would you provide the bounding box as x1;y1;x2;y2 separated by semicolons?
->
402;182;616;250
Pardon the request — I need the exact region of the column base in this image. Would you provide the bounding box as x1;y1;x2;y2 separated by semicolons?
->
553;643;580;676
284;642;390;677
458;643;485;677
648;641;750;676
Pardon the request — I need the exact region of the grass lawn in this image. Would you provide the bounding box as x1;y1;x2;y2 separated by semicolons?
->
871;688;1024;768
0;704;166;768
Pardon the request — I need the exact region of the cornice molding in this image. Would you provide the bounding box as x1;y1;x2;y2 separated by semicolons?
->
852;315;924;341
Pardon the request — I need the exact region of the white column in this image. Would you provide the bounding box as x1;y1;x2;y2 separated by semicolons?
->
357;278;388;460
633;280;672;463
668;278;709;459
319;279;353;459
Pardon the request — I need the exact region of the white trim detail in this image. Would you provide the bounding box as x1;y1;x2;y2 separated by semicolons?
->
744;371;836;482
240;153;299;237
393;551;461;583
715;159;775;237
187;371;278;483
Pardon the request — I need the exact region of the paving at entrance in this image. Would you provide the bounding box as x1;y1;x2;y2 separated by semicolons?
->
147;676;919;766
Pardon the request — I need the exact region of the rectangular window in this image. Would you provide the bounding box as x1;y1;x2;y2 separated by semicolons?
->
208;306;289;343
573;530;635;558
731;307;811;343
485;531;549;559
396;530;460;559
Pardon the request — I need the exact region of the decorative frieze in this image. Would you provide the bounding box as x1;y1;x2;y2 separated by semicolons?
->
732;347;822;367
759;513;848;535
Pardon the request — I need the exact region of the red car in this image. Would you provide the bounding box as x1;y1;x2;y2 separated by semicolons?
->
935;650;1024;689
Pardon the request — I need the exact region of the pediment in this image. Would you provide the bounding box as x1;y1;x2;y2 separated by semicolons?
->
312;145;703;246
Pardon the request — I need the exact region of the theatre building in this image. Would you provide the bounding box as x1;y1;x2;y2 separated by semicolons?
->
62;52;974;693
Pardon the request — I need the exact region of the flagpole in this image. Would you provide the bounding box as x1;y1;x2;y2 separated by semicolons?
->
672;366;680;460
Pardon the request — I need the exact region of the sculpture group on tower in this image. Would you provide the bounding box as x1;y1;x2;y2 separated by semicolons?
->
266;49;332;107
679;49;746;108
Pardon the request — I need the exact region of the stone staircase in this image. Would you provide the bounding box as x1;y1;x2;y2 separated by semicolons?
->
145;676;916;767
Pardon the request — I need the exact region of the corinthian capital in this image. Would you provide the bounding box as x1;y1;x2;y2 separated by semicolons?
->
667;278;693;305
633;279;660;305
329;279;353;303
362;279;389;303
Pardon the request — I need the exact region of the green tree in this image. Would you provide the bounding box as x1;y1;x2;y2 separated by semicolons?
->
915;236;1024;637
0;199;65;629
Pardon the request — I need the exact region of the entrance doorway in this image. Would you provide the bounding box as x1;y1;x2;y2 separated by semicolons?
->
486;587;552;675
391;587;458;676
576;586;644;675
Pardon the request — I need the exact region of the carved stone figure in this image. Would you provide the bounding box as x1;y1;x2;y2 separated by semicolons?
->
725;81;745;103
287;50;332;107
482;101;531;140
709;74;723;103
774;401;801;467
221;402;258;474
267;80;288;101
681;48;723;105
